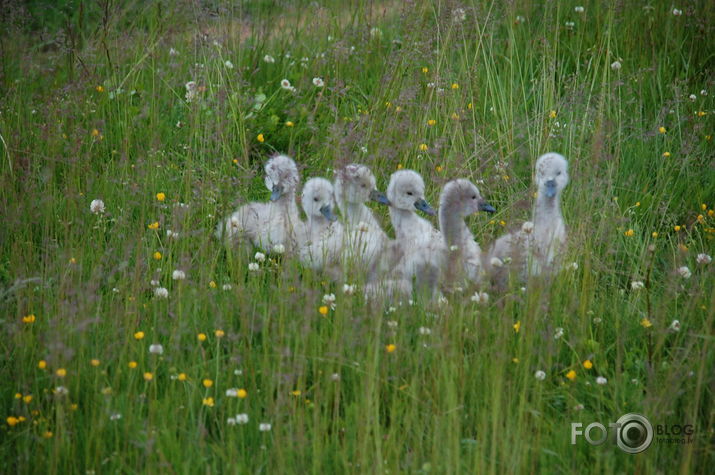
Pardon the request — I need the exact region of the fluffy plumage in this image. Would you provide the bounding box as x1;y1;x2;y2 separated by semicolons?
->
298;177;343;278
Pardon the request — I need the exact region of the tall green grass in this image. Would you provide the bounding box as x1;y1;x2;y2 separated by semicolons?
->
1;1;713;472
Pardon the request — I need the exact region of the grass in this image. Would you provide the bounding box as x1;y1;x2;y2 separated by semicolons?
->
1;0;714;472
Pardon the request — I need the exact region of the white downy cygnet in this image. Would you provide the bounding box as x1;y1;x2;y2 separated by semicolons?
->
487;152;570;285
216;154;303;254
298;177;344;279
439;179;496;284
333;164;391;273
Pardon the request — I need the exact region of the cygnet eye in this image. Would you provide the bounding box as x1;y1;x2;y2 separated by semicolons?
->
361;183;367;188
556;171;561;176
406;191;413;196
471;195;477;200
313;197;319;202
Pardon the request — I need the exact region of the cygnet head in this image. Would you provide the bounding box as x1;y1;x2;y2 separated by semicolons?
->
387;170;435;215
535;152;569;199
302;178;337;222
264;154;300;201
439;179;496;217
334;163;390;206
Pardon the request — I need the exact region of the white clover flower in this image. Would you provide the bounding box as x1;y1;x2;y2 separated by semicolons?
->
227;417;237;426
166;229;179;239
360;146;368;154
595;376;607;385
226;388;238;397
669;320;681;332
322;293;336;309
574;6;584;13
701;89;708;96
490;257;504;268
418;327;432;335
150;279;160;287
427;82;436;88
331;373;340;381
280;79;293;90
172;270;186;280
55;386;69;396
90;199;105;214
672;8;682;16
452;8;466;22
677;266;692;279
631;281;645;290
236;413;249;424
110;413;122;421
254;252;266;263
565;21;575;28
234;369;243;376
567;262;579;271
154;287;169;298
259;422;272;432
273;244;285;254
696;253;712;265
342;284;356;295
248;262;260;272
554;327;564;340
369;27;382;39
185;81;198;102
470;291;489;304
263;54;275;63
169;47;179;56
610;61;622;71
437;295;448;306
534;370;546;381
312;77;324;87
521;221;534;234
222;284;233;290
449;245;459;252
149;344;164;355
689;94;697;101
515;15;526;24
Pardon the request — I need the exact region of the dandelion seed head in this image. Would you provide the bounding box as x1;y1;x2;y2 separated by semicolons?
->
534;370;546;381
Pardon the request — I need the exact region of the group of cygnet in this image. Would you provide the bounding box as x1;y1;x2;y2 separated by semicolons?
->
216;152;570;300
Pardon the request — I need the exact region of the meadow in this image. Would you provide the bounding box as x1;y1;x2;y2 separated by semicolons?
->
1;0;714;472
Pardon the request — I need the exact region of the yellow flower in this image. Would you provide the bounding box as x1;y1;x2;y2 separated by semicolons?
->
215;329;225;338
90;359;100;367
467;102;473;109
202;397;214;407
197;333;207;342
257;133;265;143
38;360;47;370
202;379;213;388
419;143;428;151
237;388;248;398
697;215;705;224
582;360;593;369
22;314;36;324
640;318;652;328
386;344;396;353
178;373;187;381
635;202;641;207
96;85;104;93
674;225;681;232
42;431;53;438
285;121;294;127
291;390;301;396
69;257;76;264
318;305;329;316
143;372;153;381
451;83;459;89
697;111;706;117
651;232;659;238
709;210;715;217
6;416;19;427
566;370;576;381
701;204;707;211
384;101;392;108
499;220;506;227
134;331;145;340
512;358;519;364
23;394;33;403
395;106;402;112
156;192;166;201
396;164;403;170
513;321;521;333
91;128;100;137
70;403;78;411
624;229;635;237
706;135;712;141
421;67;429;73
14;393;22;399
662;152;671;158
658;126;666;134
435;165;443;173
678;244;688;252
153;251;162;260
18;416;26;422
128;361;137;369
427;119;436;126
209;281;217;289
148;221;159;230
549;110;557;119
56;368;67;378
451;112;460;120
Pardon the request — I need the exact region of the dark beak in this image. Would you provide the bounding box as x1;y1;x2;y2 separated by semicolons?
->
370;189;391;206
270;184;283;201
414;198;436;216
545;180;557;198
479;202;496;213
320;204;337;222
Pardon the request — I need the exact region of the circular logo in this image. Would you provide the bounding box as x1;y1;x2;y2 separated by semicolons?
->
616;413;653;454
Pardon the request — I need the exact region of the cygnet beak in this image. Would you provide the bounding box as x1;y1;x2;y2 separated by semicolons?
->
479;202;496;213
414;198;436;216
320;204;338;222
544;179;557;198
370;189;391;205
270;184;283;201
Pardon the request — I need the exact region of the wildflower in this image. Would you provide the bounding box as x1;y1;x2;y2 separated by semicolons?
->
128;361;137;369
221;284;232;290
248;262;260;272
554;328;564;339
624;229;635;237
669;320;681;332
172;270;186;280
56;368;67;378
672;8;682;16
291;390;301;396
178;373;187;381
202;379;213;388
451;83;459;90
285;121;294;127
697;111;707;117
549;110;557;119
110;413;122;421
312;77;324;87
55;386;69;395
38;360;47;369
185;81;198;102
515;15;526;24
677;266;691;279
534;370;546;381
583;360;593;369
197;333;207;342
659;126;667;134
427;119;436;126
90;359;100;367
452;7;466;22
90;199;105;214
697;253;712;265
387;320;398;329
134;331;145;340
143;372;153;381
273;244;285;254
202;397;215;407
564;21;575;28
470;291;489;304
169;47;179;56
318;305;329;316
342;284;356;295
153;251;162;260
224;60;234;69
22;314;36;324
419;143;428;151
264;55;275;63
369;27;382;39
209;280;217;289
236;413;249;424
631;281;645;290
257;133;265;143
156;192;165;202
96;85;105;93
567;262;578;271
6;416;19;427
595;376;607;385
149;344;164;355
227;417;237;425
418;327;432;335
23;395;32;403
148;221;159;230
234;388;248;399
91;128;101;137
215;329;225;338
154;287;168;298
259;422;272;432
513;321;521;333
280;79;293;90
640;318;653;328
574;6;584;13
386;344;396;353
566;370;577;381
610;61;622;71
701;89;708;96
322;293;336;309
421;67;429;73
